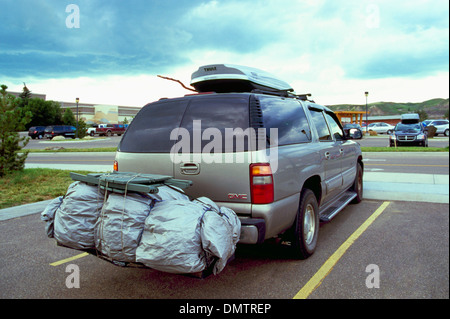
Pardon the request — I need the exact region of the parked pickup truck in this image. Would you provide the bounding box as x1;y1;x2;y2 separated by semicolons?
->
87;124;126;137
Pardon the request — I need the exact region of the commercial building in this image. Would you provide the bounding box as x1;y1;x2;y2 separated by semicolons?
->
9;91;141;124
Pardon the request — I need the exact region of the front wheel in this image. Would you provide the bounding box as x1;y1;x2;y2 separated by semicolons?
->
445;129;449;137
351;162;363;203
290;189;320;259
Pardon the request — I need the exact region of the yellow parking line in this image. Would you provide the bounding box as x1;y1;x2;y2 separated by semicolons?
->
293;201;391;299
50;252;89;266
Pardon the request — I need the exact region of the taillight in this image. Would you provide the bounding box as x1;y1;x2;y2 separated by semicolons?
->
113;160;118;171
250;163;274;204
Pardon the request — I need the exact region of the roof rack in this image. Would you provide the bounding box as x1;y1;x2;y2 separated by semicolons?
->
251;89;315;102
292;93;315;103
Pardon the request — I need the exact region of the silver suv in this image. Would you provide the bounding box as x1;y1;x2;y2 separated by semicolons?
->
114;76;363;259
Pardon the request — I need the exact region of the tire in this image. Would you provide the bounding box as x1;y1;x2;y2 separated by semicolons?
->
290;189;320;259
445;129;449;137
351;162;363;204
106;130;112;137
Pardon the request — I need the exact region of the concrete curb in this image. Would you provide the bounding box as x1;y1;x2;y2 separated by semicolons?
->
363;172;449;204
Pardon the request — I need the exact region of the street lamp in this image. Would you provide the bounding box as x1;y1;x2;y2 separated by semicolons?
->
365;92;369;134
76;97;79;139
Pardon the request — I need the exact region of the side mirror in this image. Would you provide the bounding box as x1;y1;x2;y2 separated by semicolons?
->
346;128;362;140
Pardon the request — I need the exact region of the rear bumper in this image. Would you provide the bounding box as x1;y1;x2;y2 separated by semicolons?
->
238;218;266;244
216;193;299;244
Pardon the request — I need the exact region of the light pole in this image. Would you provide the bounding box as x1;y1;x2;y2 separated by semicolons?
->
365;92;369;134
76;97;79;139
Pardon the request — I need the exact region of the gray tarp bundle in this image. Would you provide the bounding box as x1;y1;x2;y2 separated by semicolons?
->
42;178;240;275
53;182;104;250
95;192;153;263
135;196;241;274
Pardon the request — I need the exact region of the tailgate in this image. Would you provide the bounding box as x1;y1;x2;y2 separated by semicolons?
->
173;152;252;203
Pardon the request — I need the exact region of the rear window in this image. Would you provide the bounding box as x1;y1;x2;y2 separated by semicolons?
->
119;95;250;153
178;96;250;153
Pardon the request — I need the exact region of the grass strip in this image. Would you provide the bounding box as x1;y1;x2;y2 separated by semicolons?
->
0;168;95;209
25;147;117;153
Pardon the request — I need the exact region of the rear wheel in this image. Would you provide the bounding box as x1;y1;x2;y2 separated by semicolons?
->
445;129;449;137
290;189;319;259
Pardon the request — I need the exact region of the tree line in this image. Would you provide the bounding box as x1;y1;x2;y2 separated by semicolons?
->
17;83;79;129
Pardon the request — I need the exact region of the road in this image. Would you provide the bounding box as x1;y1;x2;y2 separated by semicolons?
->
23;135;122;150
363;152;449;174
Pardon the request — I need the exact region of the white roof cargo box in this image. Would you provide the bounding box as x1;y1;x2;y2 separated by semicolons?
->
190;64;294;93
401;113;420;124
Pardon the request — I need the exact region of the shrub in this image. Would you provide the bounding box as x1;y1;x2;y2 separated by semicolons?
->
426;126;437;138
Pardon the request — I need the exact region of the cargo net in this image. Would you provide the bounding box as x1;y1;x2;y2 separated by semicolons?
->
41;172;241;277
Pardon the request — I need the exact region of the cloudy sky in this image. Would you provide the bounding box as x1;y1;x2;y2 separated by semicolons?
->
1;0;448;106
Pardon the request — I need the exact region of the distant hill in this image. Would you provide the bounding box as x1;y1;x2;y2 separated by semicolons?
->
328;98;449;118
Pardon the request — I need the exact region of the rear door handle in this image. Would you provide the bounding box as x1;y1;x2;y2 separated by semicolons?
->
324;152;331;160
180;163;200;175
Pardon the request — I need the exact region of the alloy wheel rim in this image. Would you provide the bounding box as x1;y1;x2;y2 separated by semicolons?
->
303;204;316;245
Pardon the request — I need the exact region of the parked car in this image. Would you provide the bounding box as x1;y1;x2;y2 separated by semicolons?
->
44;125;77;139
422;119;449;136
28;126;47;139
86;125;98;136
93;124;126;136
114;64;364;259
390;114;428;147
343;123;363;139
368;122;395;134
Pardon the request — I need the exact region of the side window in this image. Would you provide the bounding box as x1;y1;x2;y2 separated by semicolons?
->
309;109;332;141
260;96;311;146
324;112;344;141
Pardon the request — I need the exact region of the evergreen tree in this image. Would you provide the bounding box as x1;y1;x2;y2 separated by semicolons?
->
0;84;32;177
63;108;76;126
19;83;31;99
17;83;32;109
76;119;88;139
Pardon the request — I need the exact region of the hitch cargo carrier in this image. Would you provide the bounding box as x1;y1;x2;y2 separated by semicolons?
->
69;171;193;194
42;171;240;278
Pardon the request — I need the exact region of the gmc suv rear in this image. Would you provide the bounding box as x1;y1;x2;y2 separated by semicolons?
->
114;65;363;259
